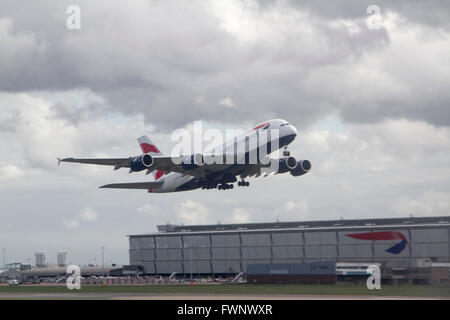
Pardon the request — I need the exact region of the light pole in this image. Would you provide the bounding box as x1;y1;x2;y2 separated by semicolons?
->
2;248;5;270
101;246;104;277
190;247;193;281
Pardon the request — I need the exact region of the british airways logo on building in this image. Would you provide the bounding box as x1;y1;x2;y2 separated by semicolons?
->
345;231;408;254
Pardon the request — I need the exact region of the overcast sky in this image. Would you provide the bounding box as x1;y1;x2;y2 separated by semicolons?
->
1;0;449;266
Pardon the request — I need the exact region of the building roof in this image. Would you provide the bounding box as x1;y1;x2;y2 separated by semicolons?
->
128;215;450;237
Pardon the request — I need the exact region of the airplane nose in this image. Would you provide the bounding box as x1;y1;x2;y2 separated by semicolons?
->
290;125;298;137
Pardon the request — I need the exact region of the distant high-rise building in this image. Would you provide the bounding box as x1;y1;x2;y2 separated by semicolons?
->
57;251;68;267
35;251;47;268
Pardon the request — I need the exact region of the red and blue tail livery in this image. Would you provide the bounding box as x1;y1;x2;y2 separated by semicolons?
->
137;135;166;181
345;231;408;254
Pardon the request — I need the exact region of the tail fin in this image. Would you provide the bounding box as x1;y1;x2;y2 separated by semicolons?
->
137;135;166;180
138;135;163;155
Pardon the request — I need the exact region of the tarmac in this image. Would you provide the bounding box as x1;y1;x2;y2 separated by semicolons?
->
0;292;448;300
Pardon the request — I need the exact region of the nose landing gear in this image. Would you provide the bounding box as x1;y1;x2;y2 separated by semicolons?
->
283;145;290;157
237;179;250;187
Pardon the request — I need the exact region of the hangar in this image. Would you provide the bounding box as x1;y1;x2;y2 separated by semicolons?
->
128;216;450;277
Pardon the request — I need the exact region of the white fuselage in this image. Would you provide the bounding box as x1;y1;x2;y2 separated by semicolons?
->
150;119;297;193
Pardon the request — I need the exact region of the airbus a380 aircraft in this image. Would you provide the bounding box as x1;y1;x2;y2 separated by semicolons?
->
59;119;311;193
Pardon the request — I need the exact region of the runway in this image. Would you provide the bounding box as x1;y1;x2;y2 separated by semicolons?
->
0;292;448;300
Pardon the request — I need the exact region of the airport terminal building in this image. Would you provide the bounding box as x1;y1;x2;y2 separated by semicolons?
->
128;216;450;276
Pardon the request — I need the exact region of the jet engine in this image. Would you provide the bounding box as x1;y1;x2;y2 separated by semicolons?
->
130;153;154;172
277;156;298;174
290;160;311;176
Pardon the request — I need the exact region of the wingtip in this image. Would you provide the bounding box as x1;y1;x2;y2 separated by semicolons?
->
99;184;117;189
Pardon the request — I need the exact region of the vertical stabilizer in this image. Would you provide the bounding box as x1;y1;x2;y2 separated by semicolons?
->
137;135;166;180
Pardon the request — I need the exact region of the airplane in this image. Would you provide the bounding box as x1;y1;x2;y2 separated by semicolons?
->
58;119;311;193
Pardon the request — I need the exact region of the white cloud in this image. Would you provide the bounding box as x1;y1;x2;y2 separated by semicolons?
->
219;97;235;108
62;218;80;229
281;200;311;221
61;208;98;230
0;164;26;182
298;118;450;178
136;204;155;216
176;200;211;225
80;208;99;222
391;191;450;217
229;208;251;223
222;198;237;205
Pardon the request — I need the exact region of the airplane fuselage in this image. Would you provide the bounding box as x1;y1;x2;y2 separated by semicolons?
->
60;119;311;193
150;119;298;193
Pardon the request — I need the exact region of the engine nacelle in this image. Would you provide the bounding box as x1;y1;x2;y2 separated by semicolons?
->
181;153;204;170
130;153;154;172
290;160;311;177
277;156;298;174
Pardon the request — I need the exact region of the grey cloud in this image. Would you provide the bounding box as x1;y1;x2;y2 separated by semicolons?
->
279;0;450;30
0;0;449;131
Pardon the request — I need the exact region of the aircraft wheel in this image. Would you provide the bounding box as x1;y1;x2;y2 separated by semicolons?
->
239;180;247;187
246;182;250;187
283;151;290;157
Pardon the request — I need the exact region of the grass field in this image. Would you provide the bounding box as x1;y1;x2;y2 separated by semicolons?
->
0;284;449;298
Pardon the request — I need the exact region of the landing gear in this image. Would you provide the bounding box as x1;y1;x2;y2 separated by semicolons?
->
201;175;239;191
202;184;218;190
218;184;234;190
238;179;250;187
283;145;290;157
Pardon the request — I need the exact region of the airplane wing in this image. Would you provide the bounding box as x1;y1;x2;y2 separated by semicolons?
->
59;156;190;173
100;181;163;189
59;153;279;178
59;157;131;169
58;155;232;177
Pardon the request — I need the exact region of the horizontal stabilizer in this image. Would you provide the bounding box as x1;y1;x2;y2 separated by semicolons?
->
99;181;163;189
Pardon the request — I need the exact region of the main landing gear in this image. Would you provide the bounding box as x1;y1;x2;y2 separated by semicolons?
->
237;179;250;187
201;177;247;191
283;145;290;157
201;184;234;190
218;184;233;190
